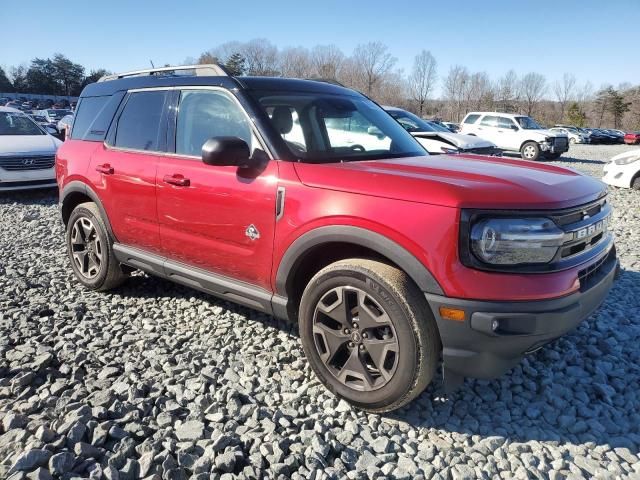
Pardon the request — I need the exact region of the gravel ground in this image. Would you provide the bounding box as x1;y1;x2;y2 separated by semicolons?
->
1;144;639;480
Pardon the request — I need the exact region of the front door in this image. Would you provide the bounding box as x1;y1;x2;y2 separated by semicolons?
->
156;88;278;290
92;89;169;253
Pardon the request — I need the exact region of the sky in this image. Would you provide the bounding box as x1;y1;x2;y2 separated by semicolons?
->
2;0;638;96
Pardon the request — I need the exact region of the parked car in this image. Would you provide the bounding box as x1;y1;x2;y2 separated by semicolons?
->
440;121;460;133
30;114;59;133
603;129;625;144
57;114;74;139
549;127;588;144
624;132;640;145
581;128;607;144
384;106;499;155
34;109;73;124
459;112;569;161
602;149;640;190
0;97;10;106
5;101;23;111
0;106;61;190
56;65;618;412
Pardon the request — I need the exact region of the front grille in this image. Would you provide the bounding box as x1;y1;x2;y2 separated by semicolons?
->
554;137;568;150
578;248;616;290
0;155;56;171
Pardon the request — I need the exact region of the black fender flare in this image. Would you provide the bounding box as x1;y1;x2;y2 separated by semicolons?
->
275;225;444;296
60;181;115;239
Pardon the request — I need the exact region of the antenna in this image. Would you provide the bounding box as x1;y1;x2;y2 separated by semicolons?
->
150;60;155;68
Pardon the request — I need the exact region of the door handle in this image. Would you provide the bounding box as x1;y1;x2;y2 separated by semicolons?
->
96;164;114;175
163;174;190;187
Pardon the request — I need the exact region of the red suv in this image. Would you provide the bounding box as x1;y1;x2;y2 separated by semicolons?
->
56;65;618;412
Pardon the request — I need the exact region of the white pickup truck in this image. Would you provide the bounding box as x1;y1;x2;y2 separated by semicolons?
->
459;112;569;161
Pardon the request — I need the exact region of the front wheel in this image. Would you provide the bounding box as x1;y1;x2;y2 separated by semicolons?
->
520;141;541;161
66;202;128;291
298;259;440;413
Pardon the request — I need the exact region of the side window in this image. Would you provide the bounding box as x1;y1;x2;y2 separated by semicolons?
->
266;106;307;152
115;91;167;151
497;117;516;129
463;114;480;124
479;115;498;127
175;89;252;157
70;96;109;140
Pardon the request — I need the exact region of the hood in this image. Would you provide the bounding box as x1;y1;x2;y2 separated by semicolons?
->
0;134;60;155
525;128;567;138
610;148;640;163
412;131;495;150
294;155;606;209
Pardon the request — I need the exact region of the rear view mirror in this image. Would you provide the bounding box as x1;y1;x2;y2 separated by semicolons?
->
202;137;252;168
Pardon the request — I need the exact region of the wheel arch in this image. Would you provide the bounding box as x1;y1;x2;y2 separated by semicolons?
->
60;181;115;239
273;226;444;321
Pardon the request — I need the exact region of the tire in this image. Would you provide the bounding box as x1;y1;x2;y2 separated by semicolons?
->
632;175;640;191
569;137;576;145
66;202;127;291
520;141;541;161
298;258;440;413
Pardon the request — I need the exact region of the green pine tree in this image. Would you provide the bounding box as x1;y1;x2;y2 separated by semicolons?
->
224;53;246;76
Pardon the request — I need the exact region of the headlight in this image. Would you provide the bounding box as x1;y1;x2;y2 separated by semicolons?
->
470;217;565;265
614;154;640;165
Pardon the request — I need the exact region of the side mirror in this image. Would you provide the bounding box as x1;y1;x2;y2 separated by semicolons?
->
510;125;519;131
202;137;252;168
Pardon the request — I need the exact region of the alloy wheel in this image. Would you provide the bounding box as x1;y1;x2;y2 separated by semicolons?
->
70;217;103;279
523;145;537;159
312;286;399;391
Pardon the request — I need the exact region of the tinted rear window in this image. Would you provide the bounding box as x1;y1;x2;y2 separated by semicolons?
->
71;96;109;140
463;114;480;124
114;91;167;151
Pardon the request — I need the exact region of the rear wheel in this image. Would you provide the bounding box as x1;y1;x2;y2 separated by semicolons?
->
632;175;640;191
298;259;440;413
521;141;541;161
569;137;576;145
66;202;127;291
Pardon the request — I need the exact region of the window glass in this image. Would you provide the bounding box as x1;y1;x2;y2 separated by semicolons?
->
252;91;425;162
479;115;499;127
497;117;516;129
0;112;44;136
463;114;480;124
176;89;252;157
71;96;109;140
115;91;167;151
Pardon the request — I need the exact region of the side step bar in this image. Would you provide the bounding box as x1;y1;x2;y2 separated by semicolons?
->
113;244;275;315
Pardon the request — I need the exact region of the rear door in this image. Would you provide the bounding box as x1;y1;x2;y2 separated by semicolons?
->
495;116;521;151
474;115;501;145
155;87;278;290
92;89;169;253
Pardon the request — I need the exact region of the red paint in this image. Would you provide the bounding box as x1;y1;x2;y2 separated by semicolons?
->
58;139;607;302
624;132;640;145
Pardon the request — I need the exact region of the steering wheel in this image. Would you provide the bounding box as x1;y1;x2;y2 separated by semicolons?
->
350;144;365;152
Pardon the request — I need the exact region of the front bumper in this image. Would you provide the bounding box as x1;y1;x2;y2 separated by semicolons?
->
426;246;618;387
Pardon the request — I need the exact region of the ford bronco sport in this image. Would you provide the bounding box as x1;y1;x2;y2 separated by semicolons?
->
56;65;618;412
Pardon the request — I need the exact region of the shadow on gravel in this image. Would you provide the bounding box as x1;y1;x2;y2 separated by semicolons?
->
0;188;58;206
114;265;640;453
500;152;606;165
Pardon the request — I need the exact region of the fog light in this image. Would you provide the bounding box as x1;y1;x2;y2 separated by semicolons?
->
491;319;500;332
439;306;465;322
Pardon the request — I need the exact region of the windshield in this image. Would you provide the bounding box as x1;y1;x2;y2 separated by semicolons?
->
387;109;448;133
251;91;426;162
0;112;44;136
515;116;543;130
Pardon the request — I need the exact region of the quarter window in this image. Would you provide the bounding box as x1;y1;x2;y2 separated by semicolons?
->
71;96;109;140
463;114;481;124
175;89;253;157
115;91;167;151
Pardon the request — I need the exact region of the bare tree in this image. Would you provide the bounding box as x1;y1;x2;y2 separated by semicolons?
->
466;72;494;111
310;45;344;80
279;47;313;78
241;39;279;76
520;72;547;116
351;42;396;96
553;73;576;122
409;50;437;116
495;70;520;112
442;65;469;121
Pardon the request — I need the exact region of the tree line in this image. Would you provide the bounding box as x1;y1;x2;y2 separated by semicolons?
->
3;43;639;130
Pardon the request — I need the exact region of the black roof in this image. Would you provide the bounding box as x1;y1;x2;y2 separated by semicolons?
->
80;74;359;98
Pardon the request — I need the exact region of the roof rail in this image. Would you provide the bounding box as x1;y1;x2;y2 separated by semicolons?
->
98;64;229;82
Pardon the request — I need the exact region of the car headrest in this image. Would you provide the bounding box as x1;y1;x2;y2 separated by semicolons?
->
271;107;293;134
